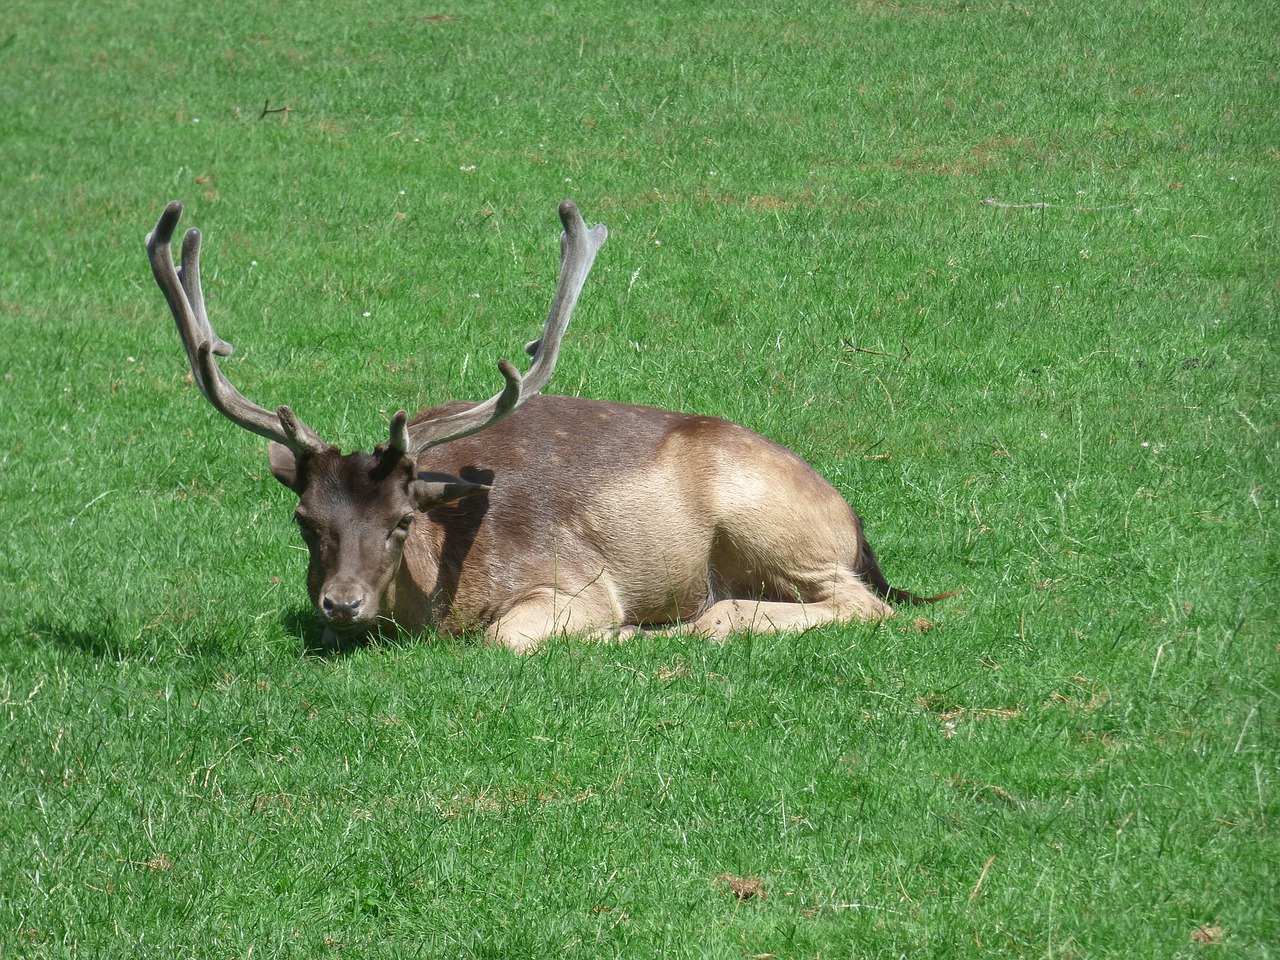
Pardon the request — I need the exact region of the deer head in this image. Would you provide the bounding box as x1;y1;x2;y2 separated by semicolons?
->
146;200;607;642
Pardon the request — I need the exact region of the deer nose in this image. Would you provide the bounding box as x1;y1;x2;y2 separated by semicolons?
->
321;593;364;623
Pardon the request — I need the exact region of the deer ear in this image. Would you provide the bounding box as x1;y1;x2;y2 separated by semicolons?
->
410;472;491;510
268;441;301;490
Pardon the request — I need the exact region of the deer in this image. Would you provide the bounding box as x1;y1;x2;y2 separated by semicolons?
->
146;199;949;653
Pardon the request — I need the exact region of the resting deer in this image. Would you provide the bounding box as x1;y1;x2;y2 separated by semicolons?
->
147;200;947;652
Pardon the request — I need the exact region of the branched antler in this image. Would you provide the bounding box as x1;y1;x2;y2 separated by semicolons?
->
148;199;606;461
146;201;326;456
399;200;607;453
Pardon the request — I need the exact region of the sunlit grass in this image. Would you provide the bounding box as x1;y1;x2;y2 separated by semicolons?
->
0;0;1275;955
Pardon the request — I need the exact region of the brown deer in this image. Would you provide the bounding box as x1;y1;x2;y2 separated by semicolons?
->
147;200;946;652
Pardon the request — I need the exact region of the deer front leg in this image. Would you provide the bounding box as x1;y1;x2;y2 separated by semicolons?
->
486;583;627;653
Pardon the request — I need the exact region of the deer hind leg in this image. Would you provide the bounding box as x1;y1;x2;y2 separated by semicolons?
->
681;576;893;641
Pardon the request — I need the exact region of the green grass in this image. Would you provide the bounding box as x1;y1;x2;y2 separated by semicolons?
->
1;0;1276;955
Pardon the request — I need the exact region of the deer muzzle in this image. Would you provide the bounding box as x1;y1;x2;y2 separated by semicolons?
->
317;580;376;630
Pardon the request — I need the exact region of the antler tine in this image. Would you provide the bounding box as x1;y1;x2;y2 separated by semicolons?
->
393;359;523;454
518;200;608;396
405;200;607;453
146;202;325;455
147;202;212;398
175;224;234;361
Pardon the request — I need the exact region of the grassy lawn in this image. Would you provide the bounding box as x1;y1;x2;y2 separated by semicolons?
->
1;0;1275;955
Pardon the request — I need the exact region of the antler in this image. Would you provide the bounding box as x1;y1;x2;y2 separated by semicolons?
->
149;200;605;460
146;201;327;456
399;200;608;453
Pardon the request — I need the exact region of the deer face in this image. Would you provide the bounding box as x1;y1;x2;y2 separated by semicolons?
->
268;443;487;644
146;199;605;645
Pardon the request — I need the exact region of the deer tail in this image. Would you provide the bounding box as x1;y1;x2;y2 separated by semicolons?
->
855;539;963;605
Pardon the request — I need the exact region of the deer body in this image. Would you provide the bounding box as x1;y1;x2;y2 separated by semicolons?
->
372;395;890;651
146;200;941;652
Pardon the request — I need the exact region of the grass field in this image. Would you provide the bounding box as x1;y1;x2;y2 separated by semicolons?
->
1;0;1276;955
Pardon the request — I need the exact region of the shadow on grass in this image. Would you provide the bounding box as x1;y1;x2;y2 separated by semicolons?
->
25;605;129;659
283;606;377;659
21;604;424;662
24;602;250;662
283;607;473;659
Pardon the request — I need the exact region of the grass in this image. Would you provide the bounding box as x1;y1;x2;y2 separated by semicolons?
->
1;0;1276;955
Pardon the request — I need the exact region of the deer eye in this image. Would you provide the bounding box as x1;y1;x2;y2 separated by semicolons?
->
294;512;317;539
390;513;414;541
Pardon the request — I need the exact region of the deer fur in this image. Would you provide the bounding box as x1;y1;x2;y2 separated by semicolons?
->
146;200;947;652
